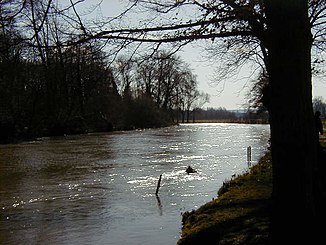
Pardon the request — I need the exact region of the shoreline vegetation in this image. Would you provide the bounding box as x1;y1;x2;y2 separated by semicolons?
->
0;117;268;145
2;119;325;145
177;133;326;245
177;151;272;245
189;119;269;124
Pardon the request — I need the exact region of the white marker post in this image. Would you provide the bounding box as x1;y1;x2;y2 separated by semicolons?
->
247;146;252;167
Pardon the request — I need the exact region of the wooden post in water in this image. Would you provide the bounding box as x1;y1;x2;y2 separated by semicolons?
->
155;174;162;195
247;146;252;167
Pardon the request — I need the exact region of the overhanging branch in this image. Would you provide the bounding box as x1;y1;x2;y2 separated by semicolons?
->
88;30;252;43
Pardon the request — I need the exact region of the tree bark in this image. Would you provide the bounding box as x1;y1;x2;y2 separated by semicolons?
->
265;0;321;243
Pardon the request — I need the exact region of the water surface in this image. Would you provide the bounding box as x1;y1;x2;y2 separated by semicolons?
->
0;123;270;245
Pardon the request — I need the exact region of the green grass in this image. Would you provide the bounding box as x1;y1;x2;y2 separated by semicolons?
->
177;152;272;245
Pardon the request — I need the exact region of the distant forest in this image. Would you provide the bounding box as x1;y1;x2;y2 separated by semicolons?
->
0;35;212;143
181;107;269;124
2;26;324;143
1;31;324;143
0;7;215;144
1;1;325;144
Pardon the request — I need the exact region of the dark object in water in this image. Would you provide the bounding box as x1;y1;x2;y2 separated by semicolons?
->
186;166;197;174
155;174;162;195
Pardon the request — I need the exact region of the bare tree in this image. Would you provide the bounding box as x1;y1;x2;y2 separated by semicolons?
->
113;55;136;99
2;0;325;242
313;96;326;115
70;1;325;243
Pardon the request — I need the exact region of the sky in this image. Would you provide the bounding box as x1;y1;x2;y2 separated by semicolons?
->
177;44;254;110
77;0;326;110
182;45;326;110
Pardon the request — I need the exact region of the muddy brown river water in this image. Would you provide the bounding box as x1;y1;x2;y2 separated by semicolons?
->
0;123;270;245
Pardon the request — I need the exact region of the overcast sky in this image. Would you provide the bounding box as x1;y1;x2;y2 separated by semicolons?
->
77;0;326;110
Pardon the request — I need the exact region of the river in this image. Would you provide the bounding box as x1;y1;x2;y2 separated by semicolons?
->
0;123;270;245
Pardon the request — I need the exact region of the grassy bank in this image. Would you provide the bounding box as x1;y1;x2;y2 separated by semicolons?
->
177;152;272;245
178;132;326;245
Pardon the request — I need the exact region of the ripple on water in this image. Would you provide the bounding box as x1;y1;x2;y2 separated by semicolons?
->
0;123;270;245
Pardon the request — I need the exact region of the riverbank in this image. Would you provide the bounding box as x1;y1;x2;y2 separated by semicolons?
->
190;119;269;124
0;121;177;145
177;152;272;245
177;136;326;245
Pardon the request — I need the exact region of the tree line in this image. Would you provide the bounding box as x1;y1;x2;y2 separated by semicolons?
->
0;1;208;143
1;1;326;243
75;1;325;243
313;96;326;116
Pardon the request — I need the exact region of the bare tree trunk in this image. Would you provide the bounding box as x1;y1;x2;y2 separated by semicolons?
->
265;0;321;243
186;108;190;123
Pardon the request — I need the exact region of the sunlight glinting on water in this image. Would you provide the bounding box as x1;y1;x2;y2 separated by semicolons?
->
0;123;270;245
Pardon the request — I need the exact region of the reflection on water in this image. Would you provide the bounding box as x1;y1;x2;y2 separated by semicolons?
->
0;123;270;245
